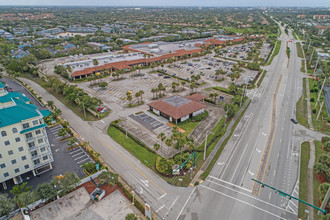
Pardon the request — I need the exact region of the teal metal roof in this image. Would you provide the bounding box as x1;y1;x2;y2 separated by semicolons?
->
40;109;51;118
0;92;41;128
0;82;4;88
20;123;47;134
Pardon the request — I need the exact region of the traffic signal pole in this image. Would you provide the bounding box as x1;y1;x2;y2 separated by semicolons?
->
251;178;327;215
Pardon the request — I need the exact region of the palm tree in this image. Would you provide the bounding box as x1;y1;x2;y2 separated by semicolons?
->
158;133;166;150
93;59;99;73
181;81;186;91
53;108;62;120
165;138;173;158
209;93;214;102
154;143;160;151
135;92;141;104
47;100;55;110
138;90;144;103
151;88;156;99
213;93;218;103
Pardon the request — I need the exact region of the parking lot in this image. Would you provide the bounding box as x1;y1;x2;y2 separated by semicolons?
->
0;78;86;194
129;113;164;131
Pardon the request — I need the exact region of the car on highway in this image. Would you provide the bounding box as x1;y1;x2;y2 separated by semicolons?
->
291;118;298;124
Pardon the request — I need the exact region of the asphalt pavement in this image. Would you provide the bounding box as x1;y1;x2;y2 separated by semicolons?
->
176;23;324;220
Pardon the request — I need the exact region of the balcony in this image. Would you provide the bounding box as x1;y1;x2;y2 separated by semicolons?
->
28;145;39;151
25;136;36;142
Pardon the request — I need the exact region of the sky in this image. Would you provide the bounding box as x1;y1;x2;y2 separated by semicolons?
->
0;0;329;7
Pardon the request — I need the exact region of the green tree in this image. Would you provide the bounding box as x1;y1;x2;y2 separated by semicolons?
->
52;172;80;196
99;81;108;89
125;213;137;220
0;194;15;217
224;104;236;118
154;143;160;151
35;182;57;201
16;191;38;208
47;100;55;110
10;182;32;198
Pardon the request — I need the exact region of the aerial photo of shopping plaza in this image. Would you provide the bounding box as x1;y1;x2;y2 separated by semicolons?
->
0;1;329;220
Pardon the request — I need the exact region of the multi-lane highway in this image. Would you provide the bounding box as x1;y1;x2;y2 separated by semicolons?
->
175;24;324;220
17;22;325;220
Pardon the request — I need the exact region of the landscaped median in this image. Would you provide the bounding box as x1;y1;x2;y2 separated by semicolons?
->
296;42;304;58
298;141;310;218
296;78;309;127
267;40;281;65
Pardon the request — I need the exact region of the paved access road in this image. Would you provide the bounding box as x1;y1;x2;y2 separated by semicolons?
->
176;23;325;220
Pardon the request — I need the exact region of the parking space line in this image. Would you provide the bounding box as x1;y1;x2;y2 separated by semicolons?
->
71;151;84;157
69;148;82;154
74;155;87;161
78;158;92;165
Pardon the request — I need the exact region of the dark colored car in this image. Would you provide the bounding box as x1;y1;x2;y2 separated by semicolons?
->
163;76;171;79
291;118;298;124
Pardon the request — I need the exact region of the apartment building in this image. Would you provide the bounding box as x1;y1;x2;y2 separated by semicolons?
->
0;82;53;189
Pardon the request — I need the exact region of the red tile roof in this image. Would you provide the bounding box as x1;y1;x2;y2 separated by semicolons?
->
148;95;206;120
186;93;207;102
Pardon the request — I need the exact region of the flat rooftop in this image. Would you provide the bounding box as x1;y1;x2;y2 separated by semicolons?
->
63;52;144;72
162;95;192;107
129;35;240;56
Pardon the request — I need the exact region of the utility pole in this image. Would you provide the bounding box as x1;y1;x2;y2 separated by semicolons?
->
318;187;330;216
82;101;86;118
315;77;327;108
309;48;315;64
312;58;320;76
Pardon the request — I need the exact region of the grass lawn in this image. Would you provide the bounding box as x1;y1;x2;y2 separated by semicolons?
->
296;42;304;58
296;78;309;127
308;79;330;133
107;126;157;170
293;32;298;40
268;40;281;65
257;71;267;87
178;121;200;137
313;141;324;220
298;141;310;218
301;60;306;73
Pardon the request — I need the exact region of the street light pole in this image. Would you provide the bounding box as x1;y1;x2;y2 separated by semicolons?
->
204;130;214;160
132;190;135;205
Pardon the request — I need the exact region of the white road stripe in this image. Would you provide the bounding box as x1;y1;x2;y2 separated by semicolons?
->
200;185;287;219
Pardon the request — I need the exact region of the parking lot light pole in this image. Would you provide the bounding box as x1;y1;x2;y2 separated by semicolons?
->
132;190;135;205
204;130;214;160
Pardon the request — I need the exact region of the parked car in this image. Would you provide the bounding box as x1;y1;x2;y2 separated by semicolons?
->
158;73;163;76
97;107;104;112
100;108;108;114
291;118;298;124
164;76;171;79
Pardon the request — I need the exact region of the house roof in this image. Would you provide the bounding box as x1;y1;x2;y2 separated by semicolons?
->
148;95;206;120
0;92;41;128
0;82;4;88
186;93;207;102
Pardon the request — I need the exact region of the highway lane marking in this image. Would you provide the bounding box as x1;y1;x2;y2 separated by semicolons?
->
252;74;282;195
208;176;251;193
156;204;165;213
230;144;249;182
157;193;167;200
256;148;261;153
166;195;179;216
269;192;272;200
99;139;167;195
262;132;267;136
176;187;196;220
199;185;288;220
248;170;255;176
